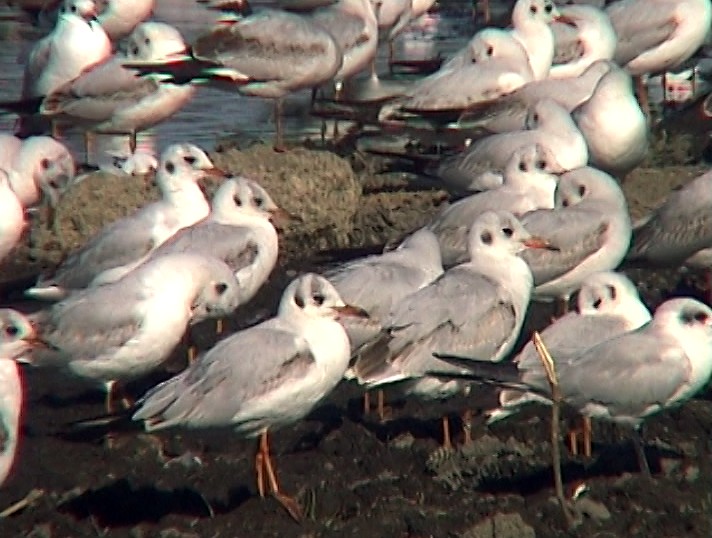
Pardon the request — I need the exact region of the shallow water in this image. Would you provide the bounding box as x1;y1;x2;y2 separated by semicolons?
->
0;0;472;161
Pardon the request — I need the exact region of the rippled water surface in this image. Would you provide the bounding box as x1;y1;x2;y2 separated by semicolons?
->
0;0;474;159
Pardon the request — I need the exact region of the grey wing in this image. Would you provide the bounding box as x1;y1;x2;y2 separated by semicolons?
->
559;332;690;419
521;208;609;285
153;223;259;275
607;2;676;65
385;269;510;373
47;208;158;289
21;35;51;98
134;326;315;430
33;284;144;361
628;176;712;264
43;59;159;120
311;9;366;53
194;10;335;88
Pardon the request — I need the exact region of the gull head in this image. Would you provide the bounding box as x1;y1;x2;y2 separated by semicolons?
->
0;309;35;361
211;177;289;228
188;256;241;323
59;0;98;21
19;136;76;208
279;273;369;322
524;99;570;131
467;210;555;258
555;167;624;209
155;143;226;194
125;22;188;62
504;144;561;191
471;29;529;64
654;298;712;338
576;271;651;328
513;0;560;25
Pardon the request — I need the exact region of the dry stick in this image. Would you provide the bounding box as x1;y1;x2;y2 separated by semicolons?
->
532;331;576;528
0;488;44;518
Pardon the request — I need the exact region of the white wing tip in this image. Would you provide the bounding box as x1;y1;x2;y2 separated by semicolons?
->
24;285;67;302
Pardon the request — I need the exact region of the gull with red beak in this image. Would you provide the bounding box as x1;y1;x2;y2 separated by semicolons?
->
26;143;226;300
132;273;369;521
349;211;556;446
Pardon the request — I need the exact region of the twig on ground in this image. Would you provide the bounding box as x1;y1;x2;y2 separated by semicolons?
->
0;488;44;518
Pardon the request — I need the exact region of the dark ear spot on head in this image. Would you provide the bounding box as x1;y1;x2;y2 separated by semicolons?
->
4;324;19;337
592;298;602;309
233;195;242;206
502;227;513;238
530;4;537;14
165;161;175;174
295;293;305;308
40;158;50;169
518;161;527;172
215;282;228;295
480;231;493;244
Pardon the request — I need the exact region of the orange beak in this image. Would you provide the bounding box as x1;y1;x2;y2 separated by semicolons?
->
523;236;559;251
201;166;229;179
554;14;577;26
333;304;370;319
268;207;294;230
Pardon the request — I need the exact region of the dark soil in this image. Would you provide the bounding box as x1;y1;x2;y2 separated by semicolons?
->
1;136;712;538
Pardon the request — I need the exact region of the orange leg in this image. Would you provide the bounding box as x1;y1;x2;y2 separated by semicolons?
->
363;391;371;415
461;409;473;446
216;318;223;335
567;416;593;458
257;431;303;521
441;416;452;450
376;389;391;423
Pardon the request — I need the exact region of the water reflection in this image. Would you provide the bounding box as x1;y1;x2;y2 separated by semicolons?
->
0;0;471;161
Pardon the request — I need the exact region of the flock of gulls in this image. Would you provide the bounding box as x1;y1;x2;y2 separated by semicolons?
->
0;0;711;524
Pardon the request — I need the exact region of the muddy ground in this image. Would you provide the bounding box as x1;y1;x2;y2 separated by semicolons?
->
0;129;711;538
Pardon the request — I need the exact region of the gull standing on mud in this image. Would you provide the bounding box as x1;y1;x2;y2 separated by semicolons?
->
132;273;368;520
429;145;560;267
25;253;241;412
520;166;632;306
350;211;554;444
18;22;196;153
145;177;290;308
0;310;35;486
26;143;224;300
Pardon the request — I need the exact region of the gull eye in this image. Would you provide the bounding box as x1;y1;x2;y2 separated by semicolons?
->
606;285;617;300
295;294;305;308
131;45;140;56
233;195;242;206
592;298;602;309
486;45;493;56
480;231;493;244
561;199;570;208
144;38;151;45
214;282;228;295
545;3;552;13
40;158;50;170
312;293;325;306
530;4;537;14
518;161;527;172
4;325;19;337
184;155;197;165
694;311;709;323
165;161;175;174
502;227;514;238
254;197;264;207
578;184;586;196
536;160;546;169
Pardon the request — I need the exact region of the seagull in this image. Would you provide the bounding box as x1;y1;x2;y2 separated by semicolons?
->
327;227;444;352
488;271;652;421
548;3;617;79
457;59;612;135
433;297;712;477
0;170;26;265
520;166;632;306
449;99;589;173
26;143;224;300
429;144;560;267
510;0;563;81
19;22;196;152
95;0;156;41
573;64;648;175
350;211;554;444
126;9;343;150
18;0;112;135
26;252;242;412
606;0;712;114
143;176;290;308
0;309;35;487
0;135;76;210
132;273;368;520
626;168;712;268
